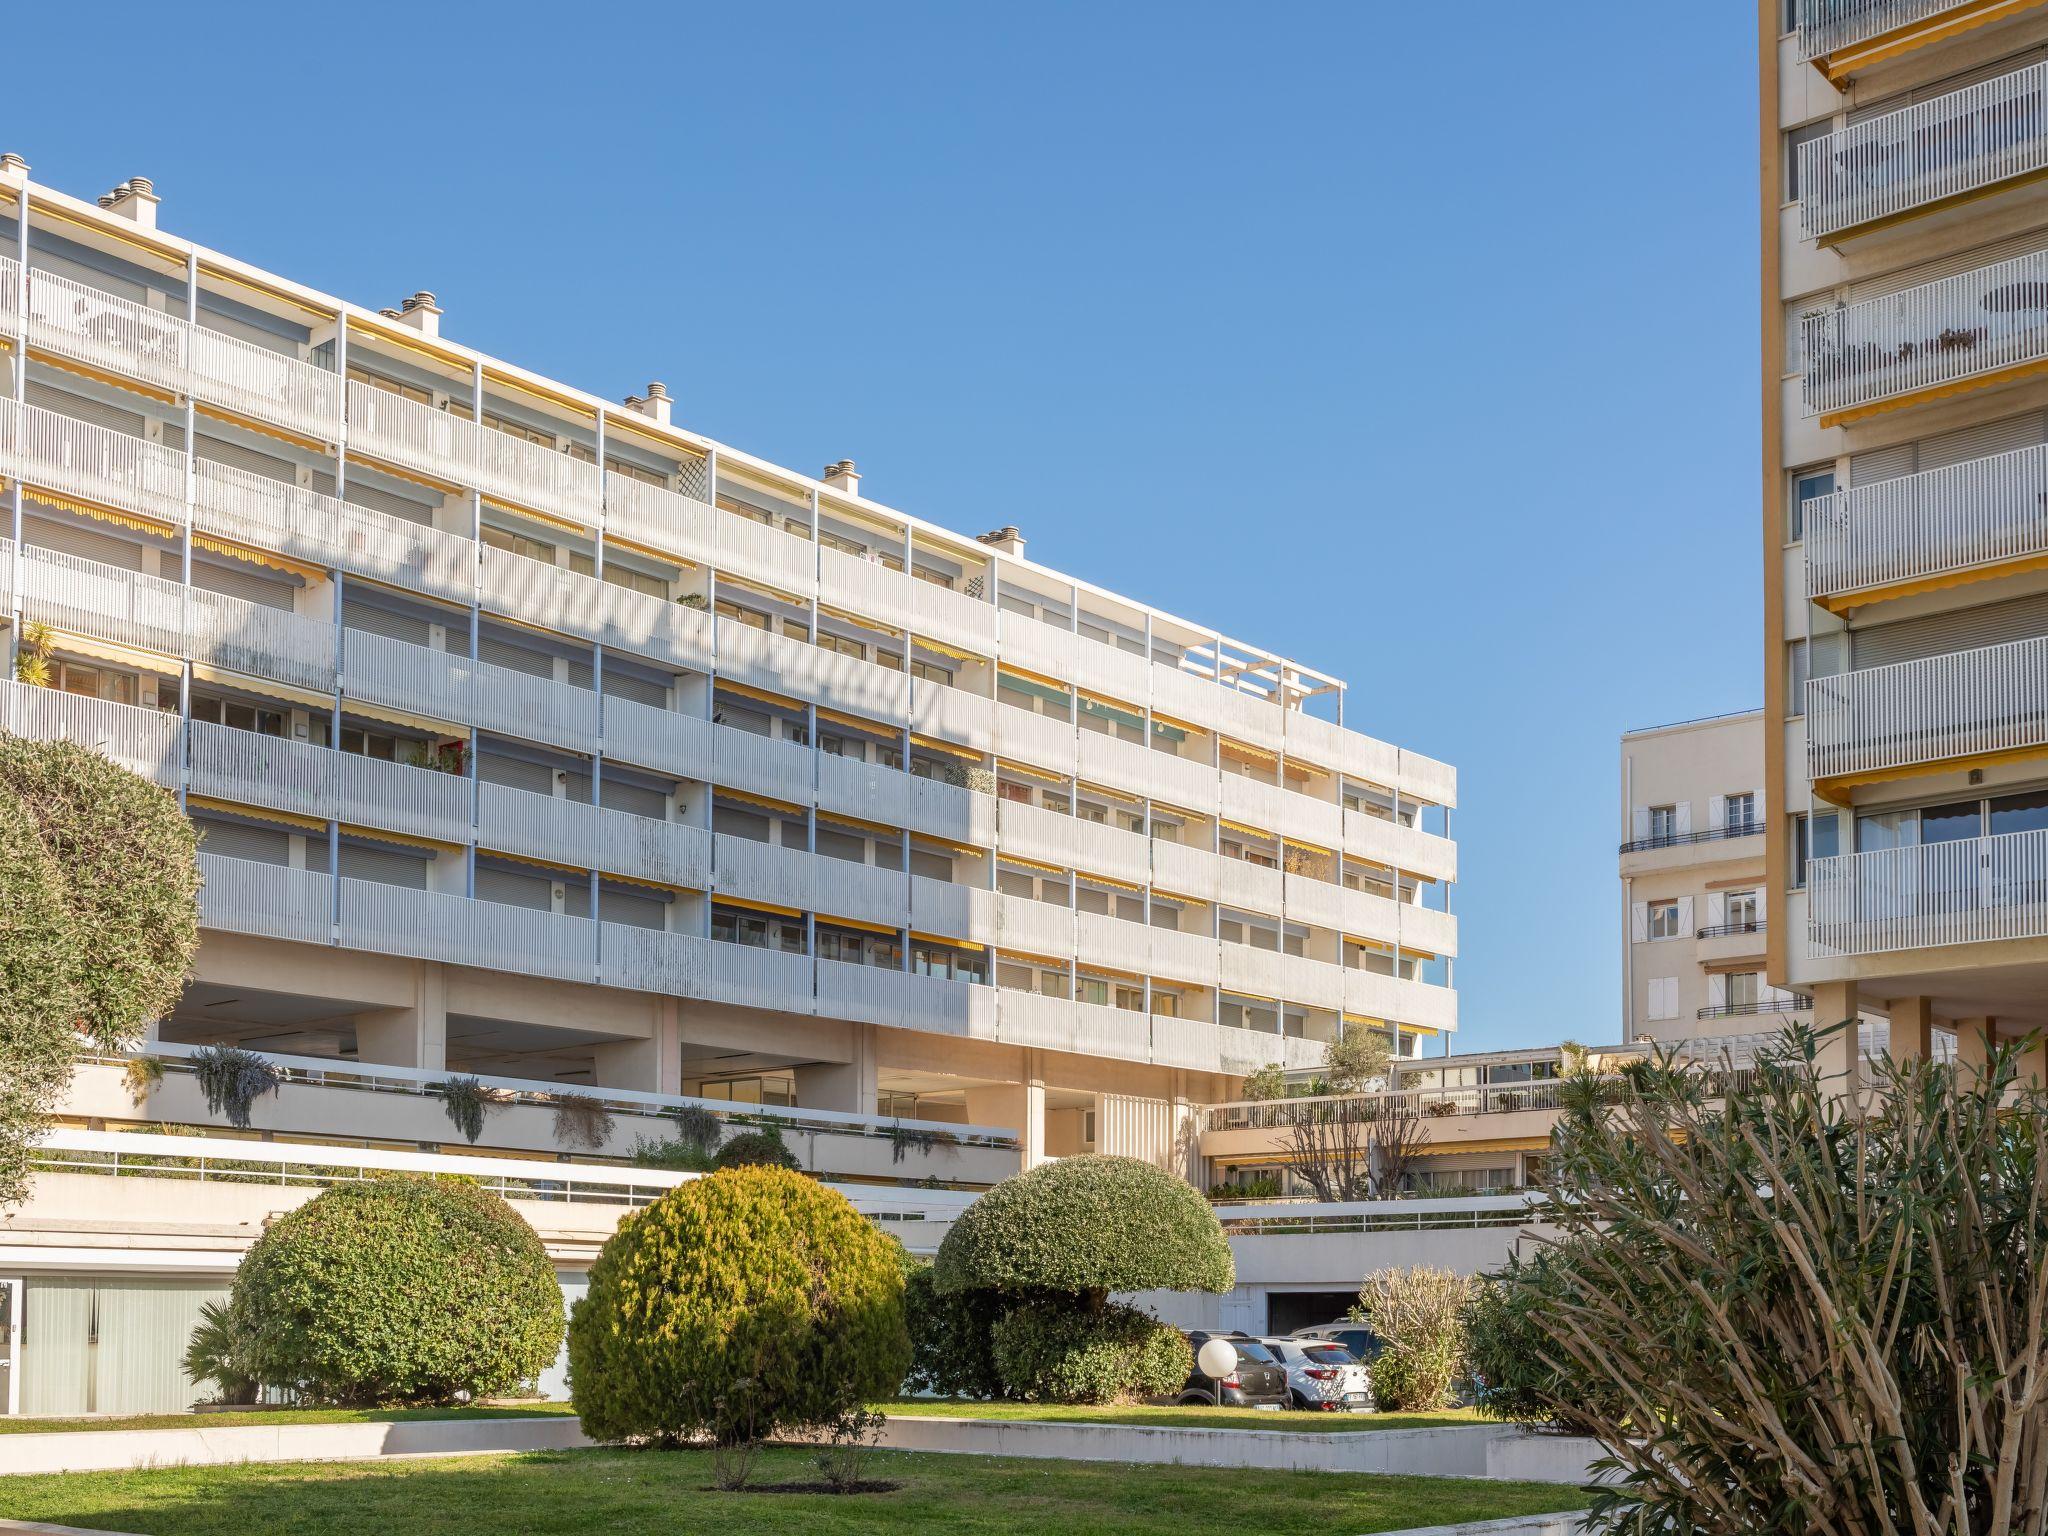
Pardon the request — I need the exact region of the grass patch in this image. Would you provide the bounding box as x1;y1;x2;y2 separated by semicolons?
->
0;1402;574;1436
882;1398;1492;1433
1;1446;1592;1535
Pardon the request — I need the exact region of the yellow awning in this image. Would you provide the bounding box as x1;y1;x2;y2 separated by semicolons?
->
342;697;467;737
818;706;893;736
817;914;900;937
1219;818;1274;840
193;403;329;456
909;732;983;762
1079;872;1143;893
189;794;327;834
910;932;984;952
344;449;461;497
998;852;1069;876
189;663;332;711
818;808;898;837
713;786;806;816
23;484;175;539
348;823;462;854
192;533;324;583
1080;779;1142;805
33;348;179;405
1219;738;1278;768
482;498;590;538
602;870;691;895
999;949;1070;970
999;760;1068;784
818;602;901;638
714;570;807;608
716;679;805;712
998;662;1069;693
44;632;177;673
713;894;802;918
915;636;986;663
1282;835;1334;856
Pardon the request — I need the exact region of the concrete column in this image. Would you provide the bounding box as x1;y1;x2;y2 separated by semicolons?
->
965;1049;1046;1165
1953;1016;1994;1085
591;1035;662;1092
1888;996;1934;1063
793;1021;879;1116
2017;1032;2048;1092
1811;979;1860;1101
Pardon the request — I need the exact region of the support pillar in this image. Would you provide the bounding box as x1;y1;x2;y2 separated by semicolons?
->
1811;979;1860;1101
591;1035;665;1093
1953;1016;1994;1085
965;1049;1046;1166
793;1021;879;1116
350;963;448;1072
1888;995;1933;1063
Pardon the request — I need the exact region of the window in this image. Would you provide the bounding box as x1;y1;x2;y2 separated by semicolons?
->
346;365;432;404
1790;467;1835;542
816;631;865;660
714;599;769;630
1648;900;1681;940
1648;805;1677;844
190;695;285;737
1727;890;1759;929
603;564;667;600
1788;638;1810;716
1647;977;1679;1022
1791;812;1839;889
1724;792;1756;832
910;659;953;687
54;663;138;706
1728;972;1760;1009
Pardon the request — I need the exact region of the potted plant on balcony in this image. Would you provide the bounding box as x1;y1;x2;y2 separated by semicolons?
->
122;1056;163;1108
548;1090;616;1152
188;1044;284;1131
437;1075;506;1145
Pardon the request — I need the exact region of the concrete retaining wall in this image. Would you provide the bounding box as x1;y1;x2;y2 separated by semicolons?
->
1372;1518;1588;1536
0;1416;591;1477
1485;1431;1611;1485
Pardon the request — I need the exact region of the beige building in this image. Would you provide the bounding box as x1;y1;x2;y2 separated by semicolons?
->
1762;0;2048;1080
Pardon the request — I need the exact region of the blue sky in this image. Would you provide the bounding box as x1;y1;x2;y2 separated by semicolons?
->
6;4;1759;1053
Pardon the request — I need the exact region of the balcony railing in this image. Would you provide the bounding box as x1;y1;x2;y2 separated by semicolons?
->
1697;921;1767;939
1806;636;2048;781
1800;249;2048;418
1619;820;1764;855
1796;0;1984;61
1800;59;2048;239
1697;996;1812;1020
1204;1079;1566;1133
0;395;188;527
1809;826;2048;954
1805;439;2048;601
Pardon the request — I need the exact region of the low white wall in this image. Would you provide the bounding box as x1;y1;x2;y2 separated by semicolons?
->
0;1416;590;1478
1372;1518;1587;1536
1485;1431;1612;1486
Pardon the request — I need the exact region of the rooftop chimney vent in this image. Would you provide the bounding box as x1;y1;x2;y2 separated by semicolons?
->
823;458;860;496
0;154;28;179
105;175;160;229
625;381;672;427
394;290;442;338
975;524;1026;558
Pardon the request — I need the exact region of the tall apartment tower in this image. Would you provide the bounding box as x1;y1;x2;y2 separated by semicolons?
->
1763;1;2048;1080
0;162;1458;1177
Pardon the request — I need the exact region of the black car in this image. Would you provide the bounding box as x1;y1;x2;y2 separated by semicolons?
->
1177;1330;1290;1408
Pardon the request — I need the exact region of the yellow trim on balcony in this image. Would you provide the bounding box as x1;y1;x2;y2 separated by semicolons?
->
31;201;186;267
1817;165;2048;248
817;602;901;638
817;914;900;936
343;314;473;377
712;894;802;917
1814;549;2048;614
1078;872;1144;893
193;403;331;456
341;698;467;737
476;846;584;875
19;483;175;539
347;824;463;855
1820;355;2048;429
481;368;596;423
30;347;180;405
197;263;335;321
997;950;1070;971
817;807;897;837
1814;0;2048;84
713;569;809;608
601;408;709;462
191;533;324;583
909;932;984;951
343;449;462;497
1219;818;1275;840
713;788;808;818
910;732;983;761
996;852;1069;875
818;706;891;736
916;636;986;663
188;663;331;711
189;794;327;834
715;679;804;711
997;662;1069;693
1219;738;1278;768
997;761;1068;786
39;632;175;673
1814;741;2048;804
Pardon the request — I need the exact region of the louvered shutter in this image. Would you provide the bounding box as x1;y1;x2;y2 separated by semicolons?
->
475;865;551;909
1676;897;1694;933
26;380;144;435
1708;973;1728;1009
1674;802;1693;836
195;820;289;865
1631;902;1649;943
1852;590;2048;669
1848;440;1918;486
1708;794;1726;831
25;514;143;569
1915;410;2048;471
343;598;431;645
339;844;428;889
1757;886;1769;922
191;558;296;610
1631;806;1650;842
479;636;550;677
1707;892;1727;927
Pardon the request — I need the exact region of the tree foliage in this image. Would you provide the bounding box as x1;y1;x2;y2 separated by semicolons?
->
567;1166;909;1453
902;1263;1014;1400
231;1174;562;1405
934;1155;1233;1305
1351;1264;1472;1410
0;793;81;1208
989;1300;1191;1404
712;1127;799;1171
1508;1026;2048;1535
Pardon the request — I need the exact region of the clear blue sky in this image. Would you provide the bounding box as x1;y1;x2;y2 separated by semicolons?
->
6;4;1759;1054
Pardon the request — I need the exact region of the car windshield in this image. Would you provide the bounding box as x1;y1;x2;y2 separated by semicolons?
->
1231;1339;1278;1364
1305;1345;1355;1365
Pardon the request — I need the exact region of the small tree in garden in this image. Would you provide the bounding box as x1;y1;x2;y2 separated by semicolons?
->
231;1174;562;1405
567;1166;909;1488
712;1125;800;1171
1505;1027;2048;1536
1239;1062;1286;1102
933;1155;1228;1402
1351;1264;1472;1410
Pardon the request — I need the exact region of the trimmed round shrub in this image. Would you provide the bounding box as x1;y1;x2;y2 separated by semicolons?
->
989;1301;1191;1404
712;1128;799;1171
934;1155;1234;1304
232;1174;563;1405
0;793;81;1208
902;1263;1014;1400
568;1165;909;1445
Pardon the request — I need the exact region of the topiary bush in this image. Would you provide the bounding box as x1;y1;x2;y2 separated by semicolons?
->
712;1127;799;1171
231;1174;563;1405
933;1154;1234;1305
567;1165;908;1458
988;1300;1191;1404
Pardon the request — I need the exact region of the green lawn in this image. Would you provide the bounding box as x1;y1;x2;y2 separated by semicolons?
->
0;1401;574;1436
0;1447;1593;1536
882;1398;1492;1434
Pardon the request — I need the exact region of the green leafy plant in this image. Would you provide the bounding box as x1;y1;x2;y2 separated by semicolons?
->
1351;1265;1472;1411
12;621;52;687
188;1044;284;1131
120;1056;164;1107
0;792;82;1209
1239;1063;1286;1102
630;1135;713;1172
901;1263;1013;1400
988;1300;1190;1405
182;1298;261;1406
714;1125;799;1171
567;1166;909;1481
811;1406;888;1493
1511;1026;2048;1535
231;1174;563;1406
437;1076;503;1145
403;740;468;776
548;1091;615;1152
672;1103;723;1155
888;1122;961;1165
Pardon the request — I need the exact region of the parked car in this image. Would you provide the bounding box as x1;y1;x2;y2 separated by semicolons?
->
1290;1321;1382;1364
1177;1330;1290;1408
1264;1336;1374;1412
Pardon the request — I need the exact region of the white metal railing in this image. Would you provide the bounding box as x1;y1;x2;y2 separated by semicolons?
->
600;694;714;778
346;380;474;480
1806;635;2048;779
601;474;716;561
0;680;178;785
1801;60;2048;238
1801;249;2048;417
197;852;331;945
1809;826;2048;953
1797;0;1977;60
1805;438;2048;599
472;423;601;526
0;254;18;338
184;325;340;441
481;545;607;643
341;628;472;725
1;396;189;526
1204;1080;1565;1133
1213;1193;1542;1235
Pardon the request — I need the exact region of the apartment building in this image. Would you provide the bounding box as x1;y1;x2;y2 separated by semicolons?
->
0;159;1457;1183
1762;0;2048;1079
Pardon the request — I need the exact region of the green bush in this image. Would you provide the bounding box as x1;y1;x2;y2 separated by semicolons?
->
934;1155;1234;1305
902;1263;1013;1400
988;1301;1191;1404
182;1298;261;1406
1463;1249;1617;1426
567;1165;908;1449
1352;1265;1472;1411
712;1127;799;1171
231;1175;563;1405
0;793;80;1209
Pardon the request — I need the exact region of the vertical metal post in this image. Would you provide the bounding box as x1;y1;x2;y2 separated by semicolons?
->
7;183;27;683
466;360;482;901
331;316;348;935
590;407;606;974
177;251;198;813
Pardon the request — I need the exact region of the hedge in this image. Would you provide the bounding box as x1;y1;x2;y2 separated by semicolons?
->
989;1300;1191;1404
231;1175;563;1405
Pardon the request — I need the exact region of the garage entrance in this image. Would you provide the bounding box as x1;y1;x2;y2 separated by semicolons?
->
1264;1290;1357;1336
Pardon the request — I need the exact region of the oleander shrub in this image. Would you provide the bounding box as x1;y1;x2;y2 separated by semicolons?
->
567;1165;909;1463
901;1262;1013;1400
231;1174;563;1405
712;1126;799;1171
988;1300;1191;1405
933;1155;1234;1305
1352;1265;1473;1411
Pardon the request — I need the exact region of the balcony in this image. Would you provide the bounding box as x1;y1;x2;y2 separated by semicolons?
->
1696;996;1813;1020
339;629;602;752
1220;772;1344;849
1809;825;2048;954
477;782;710;890
1796;0;2031;82
1619;820;1765;855
1800;249;2048;423
345;382;598;528
0;680;178;786
1343;808;1458;884
190;720;471;844
0;396;188;528
601;475;717;565
1806;637;2048;786
1199;1081;1563;1161
1804;441;2048;608
1800;59;2048;241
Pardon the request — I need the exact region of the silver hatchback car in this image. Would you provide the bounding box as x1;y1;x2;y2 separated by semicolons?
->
1264;1336;1374;1411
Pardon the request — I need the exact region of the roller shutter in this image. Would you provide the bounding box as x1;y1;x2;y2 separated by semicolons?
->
24;513;144;569
479;635;550;676
342;598;431;646
1851;590;2048;669
476;865;552;909
339;842;429;889
195;819;290;865
602;669;667;707
26;380;144;436
191;557;296;610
